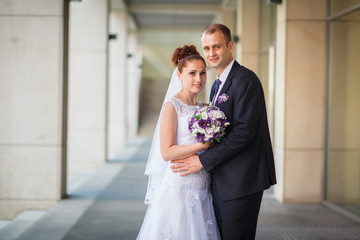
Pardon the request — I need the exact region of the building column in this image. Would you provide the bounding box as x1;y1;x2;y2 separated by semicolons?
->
0;0;68;219
274;0;327;203
236;0;260;73
107;9;129;159
126;29;142;139
67;0;108;175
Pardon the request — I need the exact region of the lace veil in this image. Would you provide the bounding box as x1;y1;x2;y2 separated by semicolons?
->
144;68;182;205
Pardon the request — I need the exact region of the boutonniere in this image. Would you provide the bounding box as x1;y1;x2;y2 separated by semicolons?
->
217;94;229;104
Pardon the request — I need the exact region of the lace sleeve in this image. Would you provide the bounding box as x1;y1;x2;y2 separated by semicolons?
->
165;97;180;116
166;97;192;117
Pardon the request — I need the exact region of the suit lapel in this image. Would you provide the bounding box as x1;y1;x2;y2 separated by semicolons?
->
219;75;232;96
214;61;238;105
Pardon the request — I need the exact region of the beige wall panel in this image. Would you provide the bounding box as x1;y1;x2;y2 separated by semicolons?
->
274;19;286;149
273;15;286;201
0;17;63;145
242;0;259;52
235;0;243;62
108;10;128;155
69;0;108;50
328;22;360;149
68;2;107;159
0;0;66;219
67;131;105;175
0;199;56;219
285;21;326;149
276;0;286;24
0;146;61;199
107;123;126;156
68;0;108;173
68;52;107;129
126;32;141;139
287;0;326;20
107;60;127;151
107;65;126;152
327;22;360;204
274;146;284;200
0;0;62;15
221;10;235;37
241;54;259;75
240;0;259;73
284;150;323;203
327;150;360;203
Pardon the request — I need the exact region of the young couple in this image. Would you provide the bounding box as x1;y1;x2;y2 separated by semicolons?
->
137;24;276;240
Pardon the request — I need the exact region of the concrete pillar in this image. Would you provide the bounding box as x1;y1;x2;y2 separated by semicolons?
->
126;30;142;139
219;9;236;38
107;9;128;160
0;0;68;219
235;0;243;62
67;0;108;175
211;7;236;101
274;0;327;203
237;0;260;74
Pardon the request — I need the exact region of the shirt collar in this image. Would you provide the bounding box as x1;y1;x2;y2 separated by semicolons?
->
217;59;235;85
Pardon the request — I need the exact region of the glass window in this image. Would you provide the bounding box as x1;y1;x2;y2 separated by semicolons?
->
329;0;360;16
259;0;277;139
326;4;360;217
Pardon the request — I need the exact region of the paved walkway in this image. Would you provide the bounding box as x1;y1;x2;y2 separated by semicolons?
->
1;137;360;240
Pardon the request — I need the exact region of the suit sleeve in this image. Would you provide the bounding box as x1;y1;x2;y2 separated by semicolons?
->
199;73;262;172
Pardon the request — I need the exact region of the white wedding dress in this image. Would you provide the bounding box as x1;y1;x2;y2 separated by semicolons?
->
137;97;221;240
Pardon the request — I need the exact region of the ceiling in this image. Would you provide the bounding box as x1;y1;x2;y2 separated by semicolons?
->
123;0;235;29
111;0;237;80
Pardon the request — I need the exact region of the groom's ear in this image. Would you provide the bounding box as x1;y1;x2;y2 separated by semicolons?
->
177;71;181;80
228;41;235;53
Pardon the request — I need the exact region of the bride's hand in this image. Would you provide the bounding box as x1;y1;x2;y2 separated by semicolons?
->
201;141;212;149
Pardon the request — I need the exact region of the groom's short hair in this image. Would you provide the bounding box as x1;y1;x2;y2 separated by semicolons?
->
201;24;232;44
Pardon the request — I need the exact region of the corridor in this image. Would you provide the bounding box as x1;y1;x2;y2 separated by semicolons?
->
1;137;360;240
2;0;360;228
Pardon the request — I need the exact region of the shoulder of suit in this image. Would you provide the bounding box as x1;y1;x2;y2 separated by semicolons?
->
231;61;259;82
232;61;253;74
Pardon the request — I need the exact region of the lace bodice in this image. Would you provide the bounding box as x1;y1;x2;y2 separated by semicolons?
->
154;97;211;207
168;97;201;145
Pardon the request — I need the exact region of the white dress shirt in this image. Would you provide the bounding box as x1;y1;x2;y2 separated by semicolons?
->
213;59;235;104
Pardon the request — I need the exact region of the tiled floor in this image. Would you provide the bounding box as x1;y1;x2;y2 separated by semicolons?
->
1;137;360;240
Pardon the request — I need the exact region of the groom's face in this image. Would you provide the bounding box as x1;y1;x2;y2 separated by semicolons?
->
201;30;234;75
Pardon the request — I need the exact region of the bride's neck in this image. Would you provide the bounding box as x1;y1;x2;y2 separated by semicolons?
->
175;90;197;106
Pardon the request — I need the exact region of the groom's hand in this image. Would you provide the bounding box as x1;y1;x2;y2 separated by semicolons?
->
170;155;203;176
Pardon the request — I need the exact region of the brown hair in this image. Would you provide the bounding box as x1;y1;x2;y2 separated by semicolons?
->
201;23;232;45
171;45;205;73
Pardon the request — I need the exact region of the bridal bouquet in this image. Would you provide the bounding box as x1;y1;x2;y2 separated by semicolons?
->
188;104;230;143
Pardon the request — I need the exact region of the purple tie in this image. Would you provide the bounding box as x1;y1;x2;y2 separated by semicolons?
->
212;78;222;105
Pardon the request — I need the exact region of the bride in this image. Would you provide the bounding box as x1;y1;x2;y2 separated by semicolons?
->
136;45;221;240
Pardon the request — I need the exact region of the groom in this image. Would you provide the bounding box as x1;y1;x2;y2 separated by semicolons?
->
171;24;276;240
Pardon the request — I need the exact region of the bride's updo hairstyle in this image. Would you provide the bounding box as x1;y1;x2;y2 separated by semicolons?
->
171;45;205;73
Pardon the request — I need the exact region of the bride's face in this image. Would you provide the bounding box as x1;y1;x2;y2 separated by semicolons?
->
178;59;206;94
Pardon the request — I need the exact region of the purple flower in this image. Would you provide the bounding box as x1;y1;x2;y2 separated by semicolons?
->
188;105;230;143
217;94;229;104
198;119;208;129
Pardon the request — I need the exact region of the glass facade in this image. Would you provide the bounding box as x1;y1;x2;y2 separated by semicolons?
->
329;0;360;15
326;1;360;217
259;0;277;139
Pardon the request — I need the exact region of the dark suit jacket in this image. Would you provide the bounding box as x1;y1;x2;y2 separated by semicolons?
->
199;60;276;201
